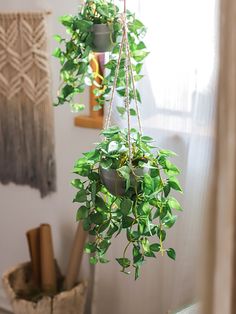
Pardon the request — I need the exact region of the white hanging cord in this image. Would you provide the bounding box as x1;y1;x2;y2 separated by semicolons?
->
126;42;143;135
104;30;126;129
104;0;143;163
123;0;132;163
124;22;132;163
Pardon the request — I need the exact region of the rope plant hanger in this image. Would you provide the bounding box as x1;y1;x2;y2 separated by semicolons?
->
105;0;143;165
54;0;184;279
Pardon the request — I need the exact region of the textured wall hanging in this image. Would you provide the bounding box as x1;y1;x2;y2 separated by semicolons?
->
0;12;56;197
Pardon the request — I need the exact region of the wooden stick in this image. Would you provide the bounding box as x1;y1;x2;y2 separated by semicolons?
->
64;223;87;291
40;224;57;294
26;227;41;288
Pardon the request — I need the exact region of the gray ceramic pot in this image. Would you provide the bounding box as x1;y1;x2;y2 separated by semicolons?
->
91;24;114;52
99;166;149;197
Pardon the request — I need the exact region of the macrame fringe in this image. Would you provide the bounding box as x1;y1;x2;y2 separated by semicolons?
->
0;12;56;197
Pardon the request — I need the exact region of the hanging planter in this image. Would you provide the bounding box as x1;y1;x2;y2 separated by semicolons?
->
70;6;184;279
73;125;183;279
53;0;148;111
99;165;149;197
91;23;114;52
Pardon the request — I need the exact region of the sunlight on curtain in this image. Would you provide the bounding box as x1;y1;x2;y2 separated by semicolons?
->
93;1;218;314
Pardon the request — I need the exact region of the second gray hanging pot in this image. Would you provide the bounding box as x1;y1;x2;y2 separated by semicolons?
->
91;24;114;52
99;166;149;197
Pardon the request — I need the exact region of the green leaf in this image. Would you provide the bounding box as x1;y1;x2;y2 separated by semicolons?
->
99;221;110;233
133;245;140;259
83;218;91;231
102;126;120;136
120;198;133;216
74;19;93;32
169;177;183;192
122;216;134;228
95;196;108;212
164;160;180;175
76;205;88;220
85;242;96;253
130;108;137;116
116;258;131;268
135;265;141;280
144;173;154;192
99;256;110;263
99;238;110;251
117;106;126;115
59;15;73;27
153;208;160;219
62;60;75;71
91;182;96;205
100;159;112;169
89;172;100;181
141;202;151;215
83;150;100;162
108;141;119;153
157;229;166;241
73;163;91;176
141;136;154;143
150;243;161;252
117;166;130;180
89;256;98;265
137;41;146;49
163;215;177;228
164;183;171;197
74;190;87;203
94;104;102;111
52;47;61;58
134;74;144;81
90;212;104;225
136;89;142;103
107;224;119;237
168;197;182;211
70;103;85;112
61;84;74;98
144;251;156;258
133;19;145;30
53;34;63;43
141;238;150;253
167;248;176;260
135;63;143;74
159;149;177;157
132;50;149;62
71;179;83;189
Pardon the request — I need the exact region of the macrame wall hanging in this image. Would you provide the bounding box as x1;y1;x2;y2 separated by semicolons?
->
0;12;56;197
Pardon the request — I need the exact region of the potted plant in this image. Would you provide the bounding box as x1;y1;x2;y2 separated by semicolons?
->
53;0;148;111
54;0;183;279
72;126;183;279
82;0;117;52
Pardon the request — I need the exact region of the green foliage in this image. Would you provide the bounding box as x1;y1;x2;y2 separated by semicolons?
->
72;126;183;279
53;0;148;114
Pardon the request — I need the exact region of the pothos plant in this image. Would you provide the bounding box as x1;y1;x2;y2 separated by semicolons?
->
53;0;148;114
72;126;183;279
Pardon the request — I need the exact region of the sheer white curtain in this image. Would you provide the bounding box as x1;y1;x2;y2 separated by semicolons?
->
92;1;218;314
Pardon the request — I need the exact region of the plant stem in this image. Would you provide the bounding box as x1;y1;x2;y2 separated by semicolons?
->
123;241;131;259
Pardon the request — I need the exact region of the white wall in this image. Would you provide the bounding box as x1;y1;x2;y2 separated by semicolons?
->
0;0;99;310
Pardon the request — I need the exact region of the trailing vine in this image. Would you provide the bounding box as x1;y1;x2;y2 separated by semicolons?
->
72;127;183;279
